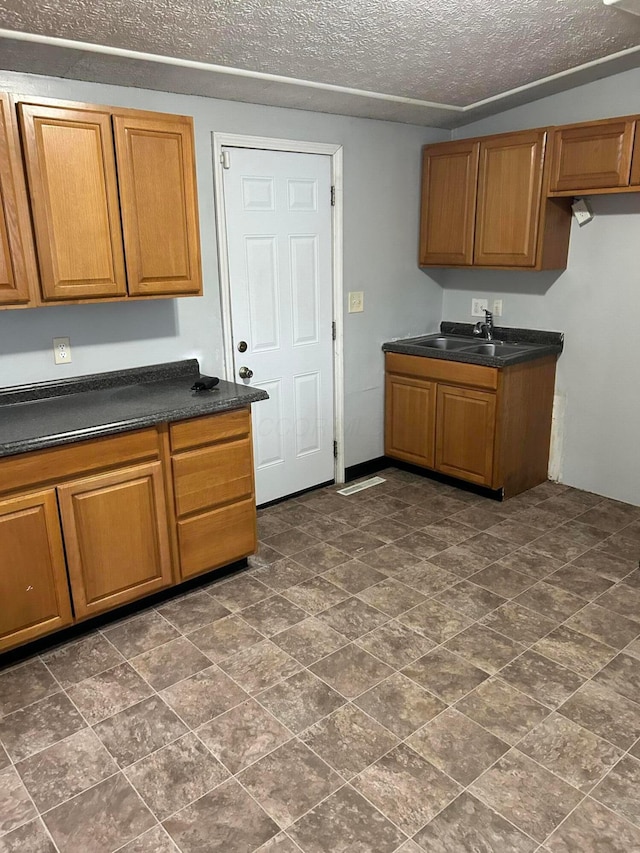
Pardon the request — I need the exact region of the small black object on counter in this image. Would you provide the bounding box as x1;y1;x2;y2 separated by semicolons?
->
191;375;220;392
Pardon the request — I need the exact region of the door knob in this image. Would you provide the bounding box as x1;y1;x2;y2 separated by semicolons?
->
238;366;253;379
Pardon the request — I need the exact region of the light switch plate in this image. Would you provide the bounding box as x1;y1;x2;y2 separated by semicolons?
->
348;291;364;313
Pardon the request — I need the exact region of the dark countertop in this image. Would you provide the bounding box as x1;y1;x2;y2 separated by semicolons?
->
0;360;268;459
382;322;563;367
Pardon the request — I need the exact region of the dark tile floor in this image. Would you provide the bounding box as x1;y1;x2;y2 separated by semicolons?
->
1;468;640;852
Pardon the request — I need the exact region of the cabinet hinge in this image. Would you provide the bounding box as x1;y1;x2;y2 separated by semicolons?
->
332;321;336;341
333;440;338;459
330;185;336;206
221;150;231;170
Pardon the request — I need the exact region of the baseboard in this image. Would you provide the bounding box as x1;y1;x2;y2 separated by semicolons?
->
344;456;389;482
389;458;503;500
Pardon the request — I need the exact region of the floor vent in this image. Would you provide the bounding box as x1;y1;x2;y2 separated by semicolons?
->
337;476;386;496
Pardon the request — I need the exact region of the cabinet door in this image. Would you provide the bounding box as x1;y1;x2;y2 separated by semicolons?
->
474;131;546;268
385;373;436;468
0;94;38;307
435;384;496;486
0;489;73;652
57;462;172;619
549;120;635;192
18;102;127;301
419;140;479;266
631;131;640;187
113;113;202;296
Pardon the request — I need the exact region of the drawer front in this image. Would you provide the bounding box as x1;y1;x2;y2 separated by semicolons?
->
385;352;498;391
0;428;160;497
170;408;250;452
172;437;253;517
177;498;256;580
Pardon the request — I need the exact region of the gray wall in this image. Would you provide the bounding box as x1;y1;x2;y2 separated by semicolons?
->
0;70;447;468
445;67;640;504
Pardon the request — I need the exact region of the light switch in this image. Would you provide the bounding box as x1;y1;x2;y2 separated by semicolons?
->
348;291;364;313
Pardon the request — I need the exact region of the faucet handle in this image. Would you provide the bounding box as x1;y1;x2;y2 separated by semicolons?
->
484;308;493;322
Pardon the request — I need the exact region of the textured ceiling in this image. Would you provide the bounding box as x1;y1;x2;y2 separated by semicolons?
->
0;0;639;125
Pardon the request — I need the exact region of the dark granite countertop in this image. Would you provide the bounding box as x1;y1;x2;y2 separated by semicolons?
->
382;322;563;367
0;359;268;459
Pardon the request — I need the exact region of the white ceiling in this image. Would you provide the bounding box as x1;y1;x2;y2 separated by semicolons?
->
0;0;639;127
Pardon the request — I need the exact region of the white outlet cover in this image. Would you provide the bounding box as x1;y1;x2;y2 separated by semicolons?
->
471;298;488;317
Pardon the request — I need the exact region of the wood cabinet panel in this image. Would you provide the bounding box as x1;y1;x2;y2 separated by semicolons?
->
631;133;640;187
177;498;257;580
385;352;498;391
57;462;172;618
0;428;160;498
384;373;436;468
170;408;250;452
549;120;635;192
173;437;253;517
0;489;72;652
0;94;38;307
113;113;201;296
19;103;127;301
474;131;546;268
435;384;497;486
419;140;479;266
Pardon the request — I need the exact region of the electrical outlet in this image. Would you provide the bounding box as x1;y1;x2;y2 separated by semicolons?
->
493;299;503;317
348;291;364;313
471;298;488;317
53;337;71;365
571;198;593;226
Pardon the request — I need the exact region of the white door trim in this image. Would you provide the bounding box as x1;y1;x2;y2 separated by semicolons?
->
212;132;345;485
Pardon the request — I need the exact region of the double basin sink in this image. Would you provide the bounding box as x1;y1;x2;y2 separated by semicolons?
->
406;335;528;357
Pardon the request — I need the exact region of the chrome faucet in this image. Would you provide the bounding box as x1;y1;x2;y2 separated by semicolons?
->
473;309;494;341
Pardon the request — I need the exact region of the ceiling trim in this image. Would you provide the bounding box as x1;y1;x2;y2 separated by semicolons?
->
1;27;640;118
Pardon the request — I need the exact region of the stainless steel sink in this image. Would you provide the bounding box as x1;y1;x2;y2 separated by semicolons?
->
408;336;478;350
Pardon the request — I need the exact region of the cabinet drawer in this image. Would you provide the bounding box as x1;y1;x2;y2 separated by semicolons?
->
177;498;256;580
0;428;160;497
385;352;498;391
170;408;250;452
172;437;253;517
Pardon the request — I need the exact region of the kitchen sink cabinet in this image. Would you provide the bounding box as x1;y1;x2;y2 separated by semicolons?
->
17;97;202;304
0;489;73;653
548;118;637;194
384;352;557;497
435;384;497;486
420;130;571;270
384;373;436;468
0;408;257;653
0;93;39;308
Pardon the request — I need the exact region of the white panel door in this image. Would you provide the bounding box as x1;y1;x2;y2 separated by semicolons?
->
222;147;334;504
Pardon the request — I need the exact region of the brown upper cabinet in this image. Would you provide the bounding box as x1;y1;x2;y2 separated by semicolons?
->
17;97;202;304
548;117;639;195
0;93;39;307
420;129;571;270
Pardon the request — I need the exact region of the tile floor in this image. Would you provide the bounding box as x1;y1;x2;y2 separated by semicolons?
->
1;468;640;852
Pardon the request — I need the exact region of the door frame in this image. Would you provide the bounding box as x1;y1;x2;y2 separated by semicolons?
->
212;132;345;485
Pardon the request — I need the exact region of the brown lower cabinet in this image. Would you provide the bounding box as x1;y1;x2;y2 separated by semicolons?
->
0;407;257;653
385;353;557;497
